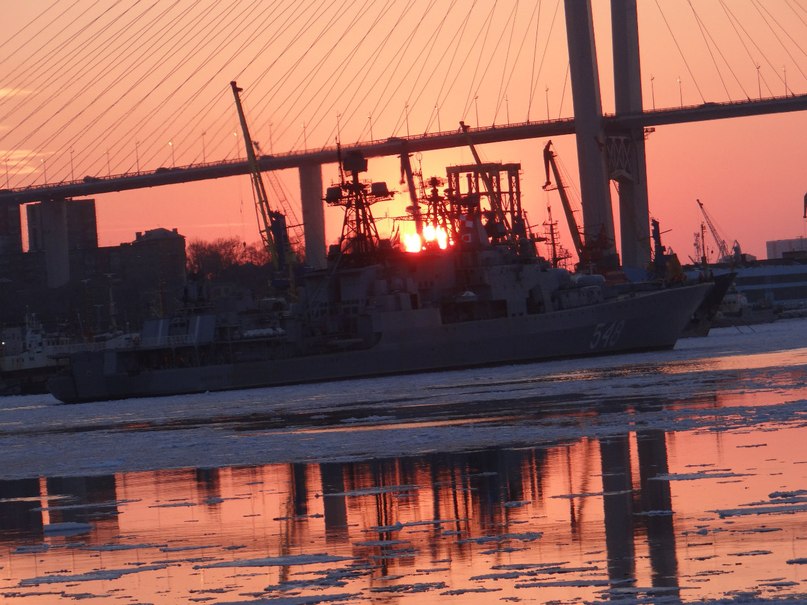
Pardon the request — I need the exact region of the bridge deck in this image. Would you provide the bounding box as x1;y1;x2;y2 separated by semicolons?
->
2;94;806;205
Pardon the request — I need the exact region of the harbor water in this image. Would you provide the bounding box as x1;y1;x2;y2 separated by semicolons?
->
2;319;807;604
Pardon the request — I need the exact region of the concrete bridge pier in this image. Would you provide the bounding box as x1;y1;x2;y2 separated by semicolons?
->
611;0;651;270
563;0;618;267
299;163;326;269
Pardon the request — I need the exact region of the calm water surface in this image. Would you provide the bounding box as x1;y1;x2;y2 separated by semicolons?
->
2;320;807;604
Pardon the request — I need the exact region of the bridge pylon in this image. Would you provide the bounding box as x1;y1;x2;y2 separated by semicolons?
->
610;0;651;270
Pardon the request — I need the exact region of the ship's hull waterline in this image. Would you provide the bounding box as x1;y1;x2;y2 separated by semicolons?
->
48;282;711;403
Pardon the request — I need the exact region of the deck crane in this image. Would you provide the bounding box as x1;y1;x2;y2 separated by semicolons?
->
696;198;740;264
231;81;291;271
542;141;622;272
542;141;584;262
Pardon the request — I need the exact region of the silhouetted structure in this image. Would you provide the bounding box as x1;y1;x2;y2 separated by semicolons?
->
0;198;187;331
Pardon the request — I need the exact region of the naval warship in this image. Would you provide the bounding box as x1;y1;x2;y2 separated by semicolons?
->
48;150;711;403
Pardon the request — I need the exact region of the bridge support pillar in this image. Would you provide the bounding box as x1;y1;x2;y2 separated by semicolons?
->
611;0;651;270
564;0;618;268
299;164;326;269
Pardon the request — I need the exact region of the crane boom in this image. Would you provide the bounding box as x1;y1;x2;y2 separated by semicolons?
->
542;141;584;260
696;198;730;262
231;81;288;269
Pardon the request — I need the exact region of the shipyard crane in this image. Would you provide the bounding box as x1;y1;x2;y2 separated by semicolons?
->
696;198;741;264
231;81;292;270
542;141;621;272
542;141;584;262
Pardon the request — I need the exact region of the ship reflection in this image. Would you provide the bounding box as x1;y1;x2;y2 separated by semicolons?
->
0;475;120;541
0;406;687;601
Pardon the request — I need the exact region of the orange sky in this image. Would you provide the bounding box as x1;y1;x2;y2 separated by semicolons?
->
2;1;806;261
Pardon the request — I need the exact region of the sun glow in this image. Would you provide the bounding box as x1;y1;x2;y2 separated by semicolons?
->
403;224;451;253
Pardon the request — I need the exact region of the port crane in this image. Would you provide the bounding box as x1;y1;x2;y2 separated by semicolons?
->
231;81;292;270
696;198;741;264
542;141;584;262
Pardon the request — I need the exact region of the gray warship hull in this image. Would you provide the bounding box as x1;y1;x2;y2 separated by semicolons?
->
48;282;710;403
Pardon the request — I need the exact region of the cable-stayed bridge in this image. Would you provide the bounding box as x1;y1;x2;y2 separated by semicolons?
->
4;94;807;204
1;0;807;268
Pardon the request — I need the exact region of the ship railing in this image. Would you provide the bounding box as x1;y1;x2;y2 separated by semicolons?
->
45;340;113;357
136;334;198;348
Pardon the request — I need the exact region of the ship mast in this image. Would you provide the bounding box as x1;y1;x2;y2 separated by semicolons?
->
325;148;391;258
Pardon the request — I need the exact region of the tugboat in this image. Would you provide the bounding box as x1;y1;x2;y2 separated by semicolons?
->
48;145;711;404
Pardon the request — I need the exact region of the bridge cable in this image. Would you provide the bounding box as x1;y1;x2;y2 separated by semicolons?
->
7;1;202;181
284;0;408;148
241;0;368;150
424;2;478;133
92;0;267;175
172;0;313;167
233;0;347;131
527;0;562;121
263;0;381;149
784;0;807;28
462;1;501;124
557;62;570;119
0;0;100;93
362;0;446;140
719;0;786;99
0;2;67;64
113;1;265;170
689;1;750;100
284;0;440;149
687;1;733;101
420;1;479;135
5;0;188;185
383;0;457;139
349;0;459;141
752;0;807;87
654;0;706;104
718;0;766;99
494;0;542;125
0;0;136;127
492;0;521;125
136;0;290;168
12;1;222;185
4;1;171;163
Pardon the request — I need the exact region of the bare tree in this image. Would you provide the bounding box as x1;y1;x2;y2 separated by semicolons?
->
186;238;270;279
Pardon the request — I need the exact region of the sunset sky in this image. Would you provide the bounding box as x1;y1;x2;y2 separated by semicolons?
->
1;1;806;262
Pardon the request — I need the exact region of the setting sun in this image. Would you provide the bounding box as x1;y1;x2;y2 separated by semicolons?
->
403;223;451;253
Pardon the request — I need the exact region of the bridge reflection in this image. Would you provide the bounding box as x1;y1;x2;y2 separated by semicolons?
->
0;405;687;601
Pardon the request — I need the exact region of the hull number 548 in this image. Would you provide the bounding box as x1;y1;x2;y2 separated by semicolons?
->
589;320;626;350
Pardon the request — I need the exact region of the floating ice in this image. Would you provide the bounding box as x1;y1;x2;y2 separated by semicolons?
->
194;554;353;569
711;504;807;518
214;594;359;605
42;522;92;536
20;564;168;585
369;582;447;593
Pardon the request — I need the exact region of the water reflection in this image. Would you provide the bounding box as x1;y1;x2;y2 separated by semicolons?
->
3;407;805;604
